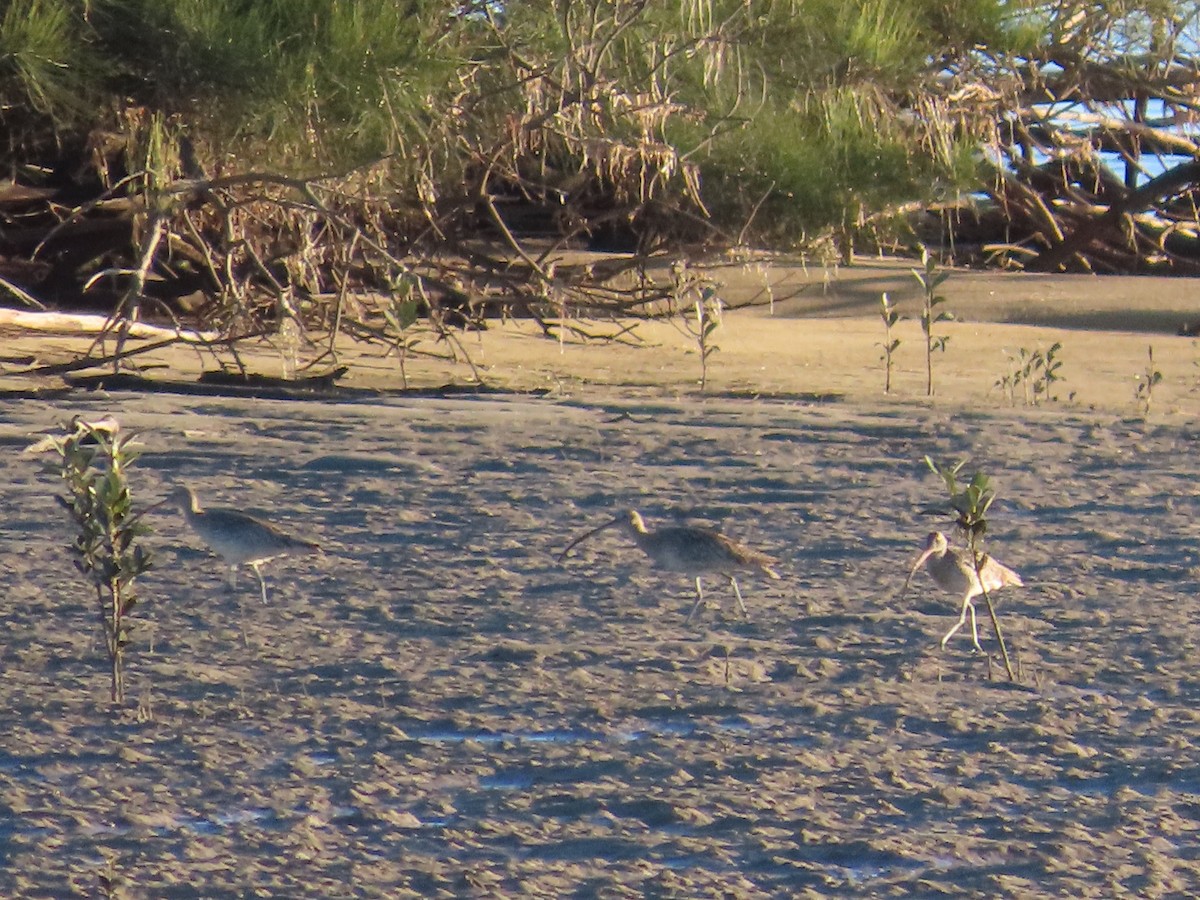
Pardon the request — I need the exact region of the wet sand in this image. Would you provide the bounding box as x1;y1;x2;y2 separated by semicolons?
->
2;259;1200;896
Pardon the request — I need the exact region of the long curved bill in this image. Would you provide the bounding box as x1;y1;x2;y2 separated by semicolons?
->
898;545;936;601
557;516;623;562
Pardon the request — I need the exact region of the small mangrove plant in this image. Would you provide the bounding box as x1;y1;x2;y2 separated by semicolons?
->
29;418;154;704
924;456;1018;682
878;291;901;394
911;247;952;397
996;342;1065;406
671;261;722;392
1135;344;1163;416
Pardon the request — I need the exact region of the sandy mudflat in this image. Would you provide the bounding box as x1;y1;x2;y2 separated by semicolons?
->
2;259;1200;897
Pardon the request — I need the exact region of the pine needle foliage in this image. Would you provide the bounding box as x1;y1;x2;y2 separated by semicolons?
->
0;0;95;125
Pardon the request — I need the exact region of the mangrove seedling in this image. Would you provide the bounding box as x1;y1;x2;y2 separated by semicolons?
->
878;291;901;394
911;246;952;397
671;261;722;392
383;273;423;388
923;455;1017;682
693;286;722;392
1135;344;1162;416
29;418;154;704
997;342;1065;406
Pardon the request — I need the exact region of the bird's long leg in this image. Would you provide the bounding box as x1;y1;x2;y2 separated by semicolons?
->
685;576;706;624
729;576;750;621
968;600;983;653
237;596;249;649
227;565;238;591
251;563;269;604
229;574;249;648
940;593;973;649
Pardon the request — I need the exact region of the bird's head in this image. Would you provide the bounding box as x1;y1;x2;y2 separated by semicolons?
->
899;531;950;599
922;531;949;556
624;509;648;534
167;484;199;513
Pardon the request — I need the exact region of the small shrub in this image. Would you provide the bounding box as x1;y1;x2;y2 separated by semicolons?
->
924;455;1017;682
671;261;722;392
29;418;154;704
996;342;1065;406
383;274;423;388
693;287;722;392
911;246;952;397
877;291;901;394
1135;344;1162;416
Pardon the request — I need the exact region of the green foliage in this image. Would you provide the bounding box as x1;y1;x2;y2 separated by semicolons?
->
911;245;952;397
6;0;1183;335
925;456;995;542
387;295;420;334
917;0;1042;55
0;0;1179;250
694;287;722;393
690;83;980;246
0;0;1046;249
93;0;461;170
1135;344;1163;416
923;455;1016;680
383;274;424;389
29;418;154;704
996;341;1065;406
672;261;721;391
664;0;1001;243
0;0;94;125
877;291;901;394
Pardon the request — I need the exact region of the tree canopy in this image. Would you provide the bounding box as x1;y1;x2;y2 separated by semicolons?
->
0;0;1197;344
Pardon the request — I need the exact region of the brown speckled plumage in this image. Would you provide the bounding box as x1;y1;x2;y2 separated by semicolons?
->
560;509;780;623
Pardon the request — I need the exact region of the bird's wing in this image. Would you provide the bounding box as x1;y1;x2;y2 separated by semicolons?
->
713;531;779;572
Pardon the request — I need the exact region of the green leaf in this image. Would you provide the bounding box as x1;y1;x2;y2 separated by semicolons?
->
387;297;420;332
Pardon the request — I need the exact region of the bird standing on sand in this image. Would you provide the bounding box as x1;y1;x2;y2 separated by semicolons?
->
559;509;781;624
169;485;321;603
901;530;1022;652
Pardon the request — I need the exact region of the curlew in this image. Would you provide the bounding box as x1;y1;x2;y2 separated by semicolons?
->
168;485;321;603
559;509;781;624
901;530;1022;652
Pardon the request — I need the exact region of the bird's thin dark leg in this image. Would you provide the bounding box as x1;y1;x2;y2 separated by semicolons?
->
230;581;249;648
968;601;983;653
685;576;706;624
940;593;973;649
251;563;269;604
730;577;750;620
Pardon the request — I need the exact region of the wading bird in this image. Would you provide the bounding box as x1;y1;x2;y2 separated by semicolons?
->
901;530;1022;652
559;509;781;624
169;485;322;603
